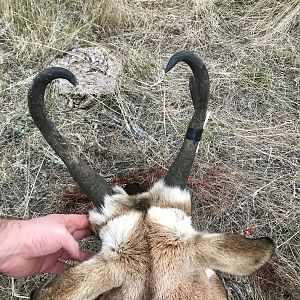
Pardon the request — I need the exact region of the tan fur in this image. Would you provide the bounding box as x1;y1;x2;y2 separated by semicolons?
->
32;180;275;300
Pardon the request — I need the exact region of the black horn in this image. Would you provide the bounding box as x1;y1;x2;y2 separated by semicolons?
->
28;67;115;208
164;50;209;189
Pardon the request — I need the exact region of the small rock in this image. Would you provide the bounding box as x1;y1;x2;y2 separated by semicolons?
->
50;47;120;107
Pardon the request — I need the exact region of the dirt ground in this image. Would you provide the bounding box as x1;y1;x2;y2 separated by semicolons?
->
0;0;299;299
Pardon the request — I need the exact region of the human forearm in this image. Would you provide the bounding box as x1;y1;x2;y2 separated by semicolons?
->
0;219;24;273
0;218;27;275
0;218;21;259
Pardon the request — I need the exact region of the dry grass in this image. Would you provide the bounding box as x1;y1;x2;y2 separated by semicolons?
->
0;0;299;299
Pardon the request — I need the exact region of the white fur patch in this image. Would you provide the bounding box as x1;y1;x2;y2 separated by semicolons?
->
205;268;216;279
200;232;221;239
88;186;131;225
101;187;129;216
150;180;191;205
100;211;142;254
89;209;106;226
148;207;195;239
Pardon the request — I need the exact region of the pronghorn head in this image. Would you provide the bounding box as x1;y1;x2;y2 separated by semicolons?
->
28;50;275;300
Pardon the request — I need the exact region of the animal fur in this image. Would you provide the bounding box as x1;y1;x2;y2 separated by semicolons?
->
32;180;275;300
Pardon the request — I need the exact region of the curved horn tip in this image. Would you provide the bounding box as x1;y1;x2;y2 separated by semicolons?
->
165;50;199;73
37;67;78;86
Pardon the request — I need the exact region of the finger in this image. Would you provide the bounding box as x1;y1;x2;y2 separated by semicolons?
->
79;251;94;261
72;228;93;240
45;261;71;275
62;214;90;233
59;230;81;260
60;250;94;261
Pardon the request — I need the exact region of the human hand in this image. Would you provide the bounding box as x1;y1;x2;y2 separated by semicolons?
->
0;214;93;278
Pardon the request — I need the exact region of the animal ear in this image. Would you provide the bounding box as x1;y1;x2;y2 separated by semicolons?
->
32;255;125;299
195;233;276;276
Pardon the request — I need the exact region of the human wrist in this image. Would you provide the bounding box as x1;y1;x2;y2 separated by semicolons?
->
0;219;26;273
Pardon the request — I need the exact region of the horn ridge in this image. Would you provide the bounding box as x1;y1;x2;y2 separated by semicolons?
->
28;67;114;208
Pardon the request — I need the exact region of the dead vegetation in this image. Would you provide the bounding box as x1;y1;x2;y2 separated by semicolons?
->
0;0;299;299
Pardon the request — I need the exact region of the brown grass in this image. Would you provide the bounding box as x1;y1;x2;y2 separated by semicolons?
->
0;0;299;299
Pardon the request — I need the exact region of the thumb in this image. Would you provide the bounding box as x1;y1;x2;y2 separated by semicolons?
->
46;261;71;275
59;230;81;261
